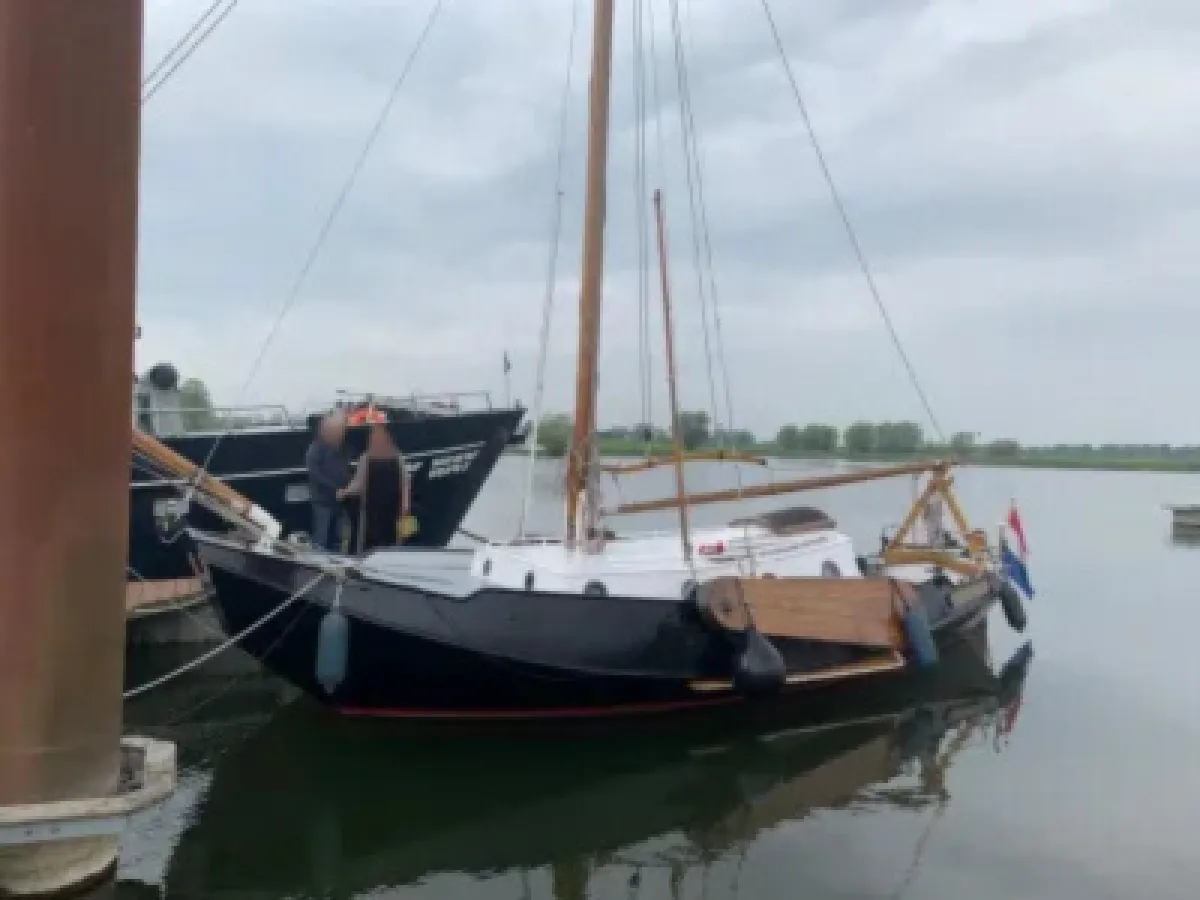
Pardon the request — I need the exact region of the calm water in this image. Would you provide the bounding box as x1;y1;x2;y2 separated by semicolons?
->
115;458;1200;899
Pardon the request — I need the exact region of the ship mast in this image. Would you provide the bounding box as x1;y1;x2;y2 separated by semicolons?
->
564;0;616;549
653;189;692;561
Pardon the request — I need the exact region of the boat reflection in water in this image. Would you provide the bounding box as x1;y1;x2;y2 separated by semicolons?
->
158;626;1032;900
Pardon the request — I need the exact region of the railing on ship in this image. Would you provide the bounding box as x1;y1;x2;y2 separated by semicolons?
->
135;389;523;438
332;389;508;415
134;404;293;437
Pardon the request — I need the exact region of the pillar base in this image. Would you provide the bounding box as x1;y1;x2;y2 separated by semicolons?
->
0;737;175;897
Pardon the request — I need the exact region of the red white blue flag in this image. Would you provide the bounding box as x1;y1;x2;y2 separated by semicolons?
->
1007;502;1028;558
1001;501;1034;599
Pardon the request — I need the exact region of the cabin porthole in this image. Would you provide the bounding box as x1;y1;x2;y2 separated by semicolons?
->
524;571;535;591
821;560;842;577
582;580;608;597
481;558;492;576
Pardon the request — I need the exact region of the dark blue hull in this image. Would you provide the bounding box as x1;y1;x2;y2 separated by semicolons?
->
130;407;521;581
194;534;1000;723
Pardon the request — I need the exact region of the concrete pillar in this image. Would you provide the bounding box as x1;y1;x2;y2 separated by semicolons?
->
0;0;143;893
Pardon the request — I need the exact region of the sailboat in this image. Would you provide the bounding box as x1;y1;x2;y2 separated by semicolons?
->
164;0;1032;722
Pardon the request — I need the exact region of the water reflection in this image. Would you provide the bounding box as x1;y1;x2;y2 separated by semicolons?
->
153;626;1031;900
122;644;298;769
1167;522;1200;548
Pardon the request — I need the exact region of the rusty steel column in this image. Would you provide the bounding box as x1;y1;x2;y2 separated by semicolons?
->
0;0;143;817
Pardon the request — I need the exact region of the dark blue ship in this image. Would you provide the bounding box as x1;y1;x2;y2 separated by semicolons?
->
130;362;524;581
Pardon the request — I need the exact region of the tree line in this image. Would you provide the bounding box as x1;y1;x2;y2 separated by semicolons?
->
773;423;1022;458
532;413;1200;461
173;382;1200;463
536;414;955;458
535;411;745;457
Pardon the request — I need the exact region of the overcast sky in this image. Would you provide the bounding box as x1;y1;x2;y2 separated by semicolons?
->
136;0;1200;445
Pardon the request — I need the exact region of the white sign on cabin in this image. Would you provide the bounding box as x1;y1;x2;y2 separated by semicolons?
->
428;447;480;479
282;445;482;504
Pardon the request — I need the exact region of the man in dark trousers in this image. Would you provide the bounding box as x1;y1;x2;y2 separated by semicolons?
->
305;411;352;552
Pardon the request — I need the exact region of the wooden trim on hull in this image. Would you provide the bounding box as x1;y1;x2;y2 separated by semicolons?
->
688;652;905;694
331;652;910;721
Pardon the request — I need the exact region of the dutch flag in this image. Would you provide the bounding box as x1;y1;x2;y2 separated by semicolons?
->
1000;502;1034;600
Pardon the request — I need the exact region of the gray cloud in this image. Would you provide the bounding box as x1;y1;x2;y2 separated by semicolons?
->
137;0;1200;444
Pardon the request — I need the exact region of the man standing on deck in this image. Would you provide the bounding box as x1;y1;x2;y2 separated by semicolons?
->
306;411;352;552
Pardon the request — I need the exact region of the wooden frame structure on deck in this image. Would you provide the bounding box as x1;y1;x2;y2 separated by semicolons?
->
601;459;941;516
880;463;991;575
597;456;994;575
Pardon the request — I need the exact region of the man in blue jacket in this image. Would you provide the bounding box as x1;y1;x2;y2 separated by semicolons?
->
305;411;352;551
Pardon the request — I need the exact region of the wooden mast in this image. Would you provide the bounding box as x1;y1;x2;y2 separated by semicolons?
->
653;189;692;560
564;0;616;548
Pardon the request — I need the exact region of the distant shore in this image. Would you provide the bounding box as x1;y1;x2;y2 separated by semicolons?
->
505;439;1200;474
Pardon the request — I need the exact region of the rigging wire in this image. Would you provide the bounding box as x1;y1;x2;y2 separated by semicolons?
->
641;0;671;452
756;0;947;443
671;7;737;445
667;2;746;502
666;0;723;445
517;0;582;537
644;3;670;228
141;0;241;105
632;0;654;446
122;571;326;700
122;569;312;729
142;0;230;87
191;0;450;482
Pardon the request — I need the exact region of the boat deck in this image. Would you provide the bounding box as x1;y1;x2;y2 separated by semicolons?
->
125;578;205;614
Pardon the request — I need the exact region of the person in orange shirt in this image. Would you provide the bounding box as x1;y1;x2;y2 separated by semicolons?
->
345;404;387;427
